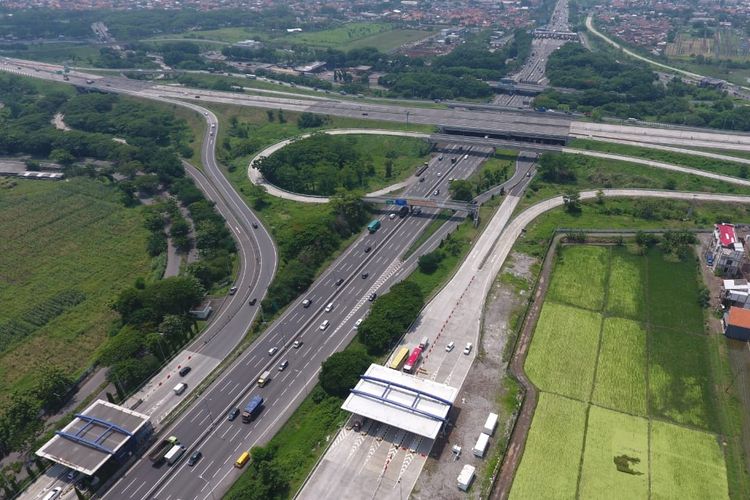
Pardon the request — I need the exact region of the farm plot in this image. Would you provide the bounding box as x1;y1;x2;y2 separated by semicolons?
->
546;245;608;311
592;317;648;416
650;420;729;500
0;178;151;398
578;406;649;500
605;247;646;320
509;393;587;500
646;249;704;334
525;302;601;401
649;327;717;431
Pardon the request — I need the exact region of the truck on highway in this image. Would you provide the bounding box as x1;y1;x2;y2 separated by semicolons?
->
148;435;178;464
242;395;264;423
367;220;381;233
165;444;186;465
403;346;423;374
257;370;271;387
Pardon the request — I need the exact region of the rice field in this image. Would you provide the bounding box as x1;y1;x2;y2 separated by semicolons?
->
547;245;609;311
649;327;717;431
509;393;587;500
578;406;649;499
524;302;602;401
592;317;648;416
0;178;151;398
646;249;704;334
514;244;732;498
650;420;729;500
605;247;646;320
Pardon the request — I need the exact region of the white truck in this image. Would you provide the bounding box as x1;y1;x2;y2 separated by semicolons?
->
165;444;186;465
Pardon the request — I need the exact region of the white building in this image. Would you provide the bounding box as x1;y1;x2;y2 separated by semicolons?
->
709;223;745;277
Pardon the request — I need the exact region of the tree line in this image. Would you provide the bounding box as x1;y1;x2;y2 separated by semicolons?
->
536;44;750;131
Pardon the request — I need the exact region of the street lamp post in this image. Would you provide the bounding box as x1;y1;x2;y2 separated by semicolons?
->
406;111;410;129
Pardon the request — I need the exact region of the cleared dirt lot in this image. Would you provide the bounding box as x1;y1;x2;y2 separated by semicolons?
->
413;253;535;499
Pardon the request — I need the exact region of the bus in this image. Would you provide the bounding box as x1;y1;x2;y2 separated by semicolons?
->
367;220;381;233
403;346;423;374
389;347;410;370
235;451;251;468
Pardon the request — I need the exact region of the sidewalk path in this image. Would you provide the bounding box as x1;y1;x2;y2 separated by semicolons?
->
247;129;430;203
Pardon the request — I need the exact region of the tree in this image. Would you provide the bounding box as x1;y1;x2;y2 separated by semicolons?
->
319;348;373;398
449;179;474;201
538;154;576;183
418;250;443;274
158;314;193;345
384;159;393;179
297;112;324;129
266;110;275;122
33;367;73;412
563;191;581;213
49;148;75;166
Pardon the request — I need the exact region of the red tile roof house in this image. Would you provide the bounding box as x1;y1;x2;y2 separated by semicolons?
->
724;306;750;341
709;223;745;277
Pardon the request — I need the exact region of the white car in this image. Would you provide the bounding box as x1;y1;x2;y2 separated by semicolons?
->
268;347;278;356
445;341;455;352
389;213;396;220
463;342;473;355
325;302;334;312
320;320;330;331
354;318;363;329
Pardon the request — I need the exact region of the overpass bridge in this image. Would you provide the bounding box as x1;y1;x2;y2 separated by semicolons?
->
363;195;478;218
533;29;580;41
436;124;570;147
429;134;565;154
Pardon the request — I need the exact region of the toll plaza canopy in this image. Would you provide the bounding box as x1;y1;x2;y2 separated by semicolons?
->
36;400;150;476
341;364;459;439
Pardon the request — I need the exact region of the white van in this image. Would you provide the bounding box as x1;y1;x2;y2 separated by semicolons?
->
419;336;429;349
173;383;187;395
165;444;186;465
42;488;62;500
320;320;330;331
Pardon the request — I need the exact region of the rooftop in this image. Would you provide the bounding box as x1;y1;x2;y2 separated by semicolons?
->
727;306;750;330
341;364;458;439
36;400;150;476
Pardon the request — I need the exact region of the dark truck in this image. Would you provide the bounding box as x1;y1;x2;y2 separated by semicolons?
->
241;395;264;423
148;435;178;464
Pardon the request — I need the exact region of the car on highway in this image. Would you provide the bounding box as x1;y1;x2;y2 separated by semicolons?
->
354;318;363;329
335;277;344;286
364;246;372;253
252;222;258;229
293;340;303;349
268;347;278;356
368;293;377;302
437;172;442;176
229;286;237;295
188;451;202;466
278;360;289;371
179;366;191;377
419;177;425;182
325;302;334;312
389;213;396;220
66;470;79;481
446;341;455;352
320;320;330;331
433;189;440;196
248;298;257;305
463;342;473;355
302;298;312;308
438;155;443;161
361;271;369;279
227;408;240;421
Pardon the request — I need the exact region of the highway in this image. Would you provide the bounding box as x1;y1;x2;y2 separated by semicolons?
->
494;0;570;107
102;146;492;500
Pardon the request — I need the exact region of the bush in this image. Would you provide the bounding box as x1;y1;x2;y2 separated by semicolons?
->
319;348;373;398
418;250;443;274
